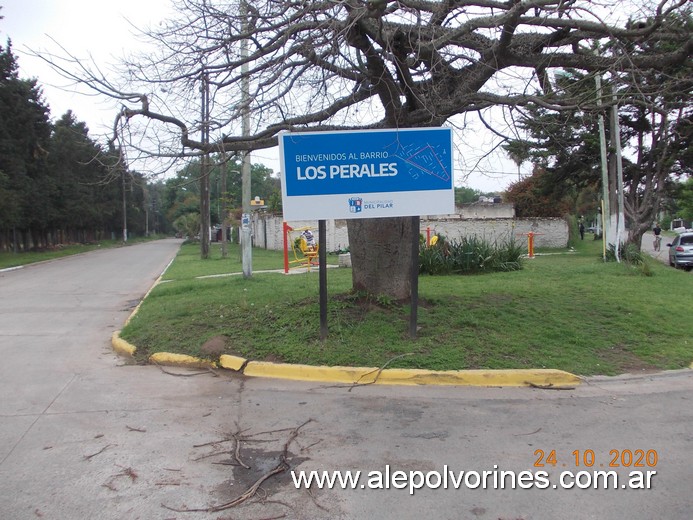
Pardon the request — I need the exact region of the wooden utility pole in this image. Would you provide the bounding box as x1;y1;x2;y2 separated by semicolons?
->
121;153;128;243
221;154;229;259
200;71;211;259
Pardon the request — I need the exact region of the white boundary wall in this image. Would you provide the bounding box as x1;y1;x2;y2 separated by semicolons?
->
251;214;569;252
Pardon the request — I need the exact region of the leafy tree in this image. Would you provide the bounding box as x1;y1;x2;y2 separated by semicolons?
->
0;23;156;249
162;155;280;228
47;112;109;241
0;39;52;250
502;140;532;182
505;13;692;249
146;180;172;235
173;212;200;239
507;70;606;196
455;187;482;206
210;157;280;222
675;177;693;222
506;165;575;218
612;12;693;245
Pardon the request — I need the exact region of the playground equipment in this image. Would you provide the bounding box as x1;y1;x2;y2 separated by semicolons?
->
424;226;439;246
283;222;319;273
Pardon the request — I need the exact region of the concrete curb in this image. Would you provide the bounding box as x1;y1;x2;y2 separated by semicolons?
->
150;352;217;369
111;330;136;357
241;361;581;387
0;265;25;273
110;332;582;388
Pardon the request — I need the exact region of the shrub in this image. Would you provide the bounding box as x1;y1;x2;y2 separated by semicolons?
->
173;212;200;240
420;235;523;275
605;242;645;266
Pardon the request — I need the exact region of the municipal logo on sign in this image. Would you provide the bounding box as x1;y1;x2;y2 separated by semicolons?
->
349;197;363;213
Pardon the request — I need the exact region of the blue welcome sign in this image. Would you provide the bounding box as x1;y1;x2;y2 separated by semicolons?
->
279;128;454;220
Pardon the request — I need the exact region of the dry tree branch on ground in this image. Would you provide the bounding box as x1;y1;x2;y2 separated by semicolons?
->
162;419;314;514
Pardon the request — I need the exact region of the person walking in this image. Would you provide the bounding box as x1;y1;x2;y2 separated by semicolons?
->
653;223;662;251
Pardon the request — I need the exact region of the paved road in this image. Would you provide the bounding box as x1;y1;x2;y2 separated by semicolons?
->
1;240;692;519
641;231;670;265
642;230;692;275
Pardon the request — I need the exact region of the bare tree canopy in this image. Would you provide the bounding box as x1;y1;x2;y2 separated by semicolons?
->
40;0;692;157
37;0;692;298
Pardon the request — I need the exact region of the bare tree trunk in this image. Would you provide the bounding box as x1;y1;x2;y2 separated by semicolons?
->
347;217;417;301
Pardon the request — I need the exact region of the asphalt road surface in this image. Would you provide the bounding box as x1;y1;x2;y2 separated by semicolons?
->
1;239;692;519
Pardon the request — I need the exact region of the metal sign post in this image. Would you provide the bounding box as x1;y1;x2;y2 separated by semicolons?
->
409;216;420;339
319;220;328;339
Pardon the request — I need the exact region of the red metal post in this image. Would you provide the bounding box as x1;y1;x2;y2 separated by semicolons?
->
527;232;535;259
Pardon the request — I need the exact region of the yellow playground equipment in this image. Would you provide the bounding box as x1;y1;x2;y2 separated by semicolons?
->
283;223;319;272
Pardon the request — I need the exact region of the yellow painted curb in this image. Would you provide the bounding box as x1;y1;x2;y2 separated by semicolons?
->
375;368;580;387
111;331;583;387
219;354;248;371
242;362;581;388
149;352;217;369
244;361;382;384
111;330;136;357
113;329;582;387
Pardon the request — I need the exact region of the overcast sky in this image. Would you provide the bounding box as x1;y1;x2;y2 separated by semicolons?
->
1;0;524;193
1;0;170;133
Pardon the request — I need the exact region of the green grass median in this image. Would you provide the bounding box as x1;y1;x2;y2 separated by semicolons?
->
120;239;693;376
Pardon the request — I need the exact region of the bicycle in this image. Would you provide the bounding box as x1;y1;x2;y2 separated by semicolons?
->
653;235;662;252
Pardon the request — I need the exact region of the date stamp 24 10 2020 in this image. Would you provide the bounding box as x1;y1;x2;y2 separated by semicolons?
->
534;449;658;469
